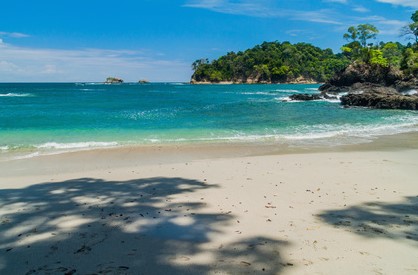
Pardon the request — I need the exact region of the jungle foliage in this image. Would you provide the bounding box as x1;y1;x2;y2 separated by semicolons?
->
191;11;418;83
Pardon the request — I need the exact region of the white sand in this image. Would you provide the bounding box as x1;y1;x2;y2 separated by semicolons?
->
0;136;417;274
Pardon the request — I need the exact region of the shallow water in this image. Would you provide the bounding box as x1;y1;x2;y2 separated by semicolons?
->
1;82;417;158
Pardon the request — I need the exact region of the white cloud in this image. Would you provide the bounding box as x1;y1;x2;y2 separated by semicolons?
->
184;0;277;17
353;6;370;13
0;31;30;38
323;0;348;3
375;0;418;8
184;0;342;24
293;10;342;25
0;41;191;82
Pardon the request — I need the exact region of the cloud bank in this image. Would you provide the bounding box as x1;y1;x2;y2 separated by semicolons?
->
375;0;418;9
0;39;190;82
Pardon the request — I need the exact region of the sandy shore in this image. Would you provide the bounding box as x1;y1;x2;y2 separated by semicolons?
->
1;134;418;274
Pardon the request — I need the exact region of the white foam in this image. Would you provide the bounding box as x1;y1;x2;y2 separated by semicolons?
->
274;89;299;93
0;93;33;97
240;92;275;95
276;97;302;102
0;146;9;151
13;152;40;160
36;141;118;150
402;89;417;96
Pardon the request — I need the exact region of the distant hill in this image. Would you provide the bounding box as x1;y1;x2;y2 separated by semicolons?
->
191;41;349;84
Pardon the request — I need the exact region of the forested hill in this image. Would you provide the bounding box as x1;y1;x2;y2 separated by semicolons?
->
191;41;349;84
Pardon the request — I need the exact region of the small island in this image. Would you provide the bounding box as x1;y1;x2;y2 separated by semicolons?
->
105;77;124;84
191;11;418;110
191;42;349;84
138;79;149;84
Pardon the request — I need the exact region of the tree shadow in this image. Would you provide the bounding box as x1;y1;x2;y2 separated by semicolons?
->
0;177;289;274
318;196;418;244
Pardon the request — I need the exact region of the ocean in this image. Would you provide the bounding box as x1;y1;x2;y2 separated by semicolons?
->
1;82;417;159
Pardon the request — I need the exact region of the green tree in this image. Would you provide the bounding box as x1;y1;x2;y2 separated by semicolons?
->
344;24;379;47
368;49;388;67
357;24;379;47
401;48;418;75
401;10;418;44
382;42;402;67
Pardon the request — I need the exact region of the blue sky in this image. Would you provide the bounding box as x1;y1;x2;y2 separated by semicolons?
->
0;0;417;82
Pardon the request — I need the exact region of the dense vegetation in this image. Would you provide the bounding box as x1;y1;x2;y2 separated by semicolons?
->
191;42;349;83
191;11;418;84
340;12;418;76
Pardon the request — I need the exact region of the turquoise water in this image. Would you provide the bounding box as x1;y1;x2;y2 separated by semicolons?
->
1;82;417;158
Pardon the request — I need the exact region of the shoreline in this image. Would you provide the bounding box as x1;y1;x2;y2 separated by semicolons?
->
2;131;418;170
1;131;417;274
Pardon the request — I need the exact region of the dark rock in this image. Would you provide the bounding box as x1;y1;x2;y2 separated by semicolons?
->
320;62;418;110
105;77;124;84
326;63;402;88
341;91;418;110
289;93;322;101
394;77;418;93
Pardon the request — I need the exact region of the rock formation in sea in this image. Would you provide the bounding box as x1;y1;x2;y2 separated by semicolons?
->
105;77;124;84
318;63;418;110
288;93;323;101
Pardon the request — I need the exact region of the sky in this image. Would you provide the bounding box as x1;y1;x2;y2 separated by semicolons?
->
0;0;417;82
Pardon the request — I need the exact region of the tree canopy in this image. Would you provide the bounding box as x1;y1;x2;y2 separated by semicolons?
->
191;42;349;83
191;11;418;83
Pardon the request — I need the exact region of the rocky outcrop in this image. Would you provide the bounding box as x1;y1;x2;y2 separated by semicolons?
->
191;76;319;85
340;91;418;110
318;63;418;110
105;77;124;84
289;93;322;101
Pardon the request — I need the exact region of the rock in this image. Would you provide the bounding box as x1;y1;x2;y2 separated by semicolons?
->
321;63;402;89
341;91;418;110
105;77;123;84
289;93;322;101
319;62;418;110
394;77;418;93
138;79;149;84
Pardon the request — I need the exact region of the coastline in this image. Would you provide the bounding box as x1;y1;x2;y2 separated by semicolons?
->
190;80;320;85
1;132;418;274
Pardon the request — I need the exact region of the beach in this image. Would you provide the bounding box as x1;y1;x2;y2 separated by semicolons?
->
1;133;417;274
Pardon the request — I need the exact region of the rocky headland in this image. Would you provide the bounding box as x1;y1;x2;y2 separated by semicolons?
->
317;63;418;109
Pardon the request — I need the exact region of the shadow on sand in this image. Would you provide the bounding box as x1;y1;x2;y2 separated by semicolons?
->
0;177;289;274
319;196;418;244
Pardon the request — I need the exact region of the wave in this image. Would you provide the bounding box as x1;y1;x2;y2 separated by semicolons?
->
402;89;417;96
240;92;276;95
277;95;341;103
273;89;299;93
0;93;33;97
36;141;118;150
132;117;418;145
0;146;9;151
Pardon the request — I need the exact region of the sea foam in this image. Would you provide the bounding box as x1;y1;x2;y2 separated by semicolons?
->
402;89;417;96
0;93;33;97
36;142;118;150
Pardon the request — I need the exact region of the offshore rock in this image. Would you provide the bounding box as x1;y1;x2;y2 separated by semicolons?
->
289;93;322;101
105;77;124;84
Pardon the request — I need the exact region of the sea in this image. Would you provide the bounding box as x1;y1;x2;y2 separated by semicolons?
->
1;82;417;159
